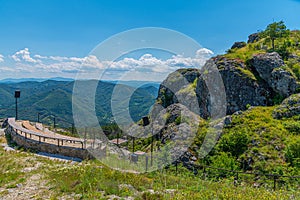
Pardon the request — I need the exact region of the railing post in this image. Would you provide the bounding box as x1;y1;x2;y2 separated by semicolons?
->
234;172;239;186
145;156;149;172
72;123;75;135
84;127;87;148
273;175;277;191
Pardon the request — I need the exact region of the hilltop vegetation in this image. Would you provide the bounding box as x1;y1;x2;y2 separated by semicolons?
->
130;21;300;182
226;22;300;80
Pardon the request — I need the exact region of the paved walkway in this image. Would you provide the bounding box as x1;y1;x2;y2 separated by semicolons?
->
14;120;87;148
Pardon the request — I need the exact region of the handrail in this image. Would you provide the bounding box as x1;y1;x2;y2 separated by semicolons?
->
7;118;84;147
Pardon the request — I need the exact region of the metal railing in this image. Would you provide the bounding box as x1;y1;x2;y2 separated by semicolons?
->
7;118;85;149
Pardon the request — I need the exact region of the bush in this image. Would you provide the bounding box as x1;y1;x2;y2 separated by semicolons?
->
285;139;300;168
208;152;239;178
217;129;250;158
284;121;300;135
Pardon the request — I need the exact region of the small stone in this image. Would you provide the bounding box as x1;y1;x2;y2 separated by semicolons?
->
4;146;15;152
224;116;232;126
165;189;176;194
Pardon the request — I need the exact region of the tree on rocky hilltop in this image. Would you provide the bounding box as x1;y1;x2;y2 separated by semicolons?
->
260;21;290;51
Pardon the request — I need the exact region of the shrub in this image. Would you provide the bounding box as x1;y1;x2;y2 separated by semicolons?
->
208;152;239;178
285;139;300;168
284;121;300;135
217;129;250;158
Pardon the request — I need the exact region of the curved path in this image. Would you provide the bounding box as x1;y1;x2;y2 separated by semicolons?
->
5;118;103;159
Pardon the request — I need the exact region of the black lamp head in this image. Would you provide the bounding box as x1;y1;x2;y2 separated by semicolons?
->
142;116;150;126
15;90;21;98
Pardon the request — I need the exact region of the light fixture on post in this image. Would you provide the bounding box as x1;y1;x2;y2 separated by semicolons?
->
142;116;153;166
14;90;21;120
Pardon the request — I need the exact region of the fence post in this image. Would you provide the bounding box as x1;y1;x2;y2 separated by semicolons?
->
84;127;87;148
273;175;277;191
234;172;239;186
145;156;149;172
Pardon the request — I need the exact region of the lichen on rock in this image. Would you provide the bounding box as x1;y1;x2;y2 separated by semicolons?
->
273;93;300;119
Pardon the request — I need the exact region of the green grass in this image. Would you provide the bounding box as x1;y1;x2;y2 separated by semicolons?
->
1;126;300;200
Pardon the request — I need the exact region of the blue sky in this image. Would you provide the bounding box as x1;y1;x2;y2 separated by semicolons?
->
0;0;299;80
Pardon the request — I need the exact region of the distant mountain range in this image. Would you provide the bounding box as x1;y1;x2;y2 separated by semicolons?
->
0;79;159;127
0;77;161;88
0;77;74;83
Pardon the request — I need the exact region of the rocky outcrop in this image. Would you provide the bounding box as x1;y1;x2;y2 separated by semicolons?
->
231;42;246;49
156;52;299;119
157;56;273;118
157;68;199;109
247;33;260;43
212;56;272;114
149;51;299;170
249;52;284;81
273;93;300;119
249;52;297;97
269;68;298;97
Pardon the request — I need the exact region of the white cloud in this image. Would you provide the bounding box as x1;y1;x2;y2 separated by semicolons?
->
34;54;48;59
0;54;4;62
196;48;214;58
0;66;15;72
5;47;213;81
12;48;39;63
49;56;69;61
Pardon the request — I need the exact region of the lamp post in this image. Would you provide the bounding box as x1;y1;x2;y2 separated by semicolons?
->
14;90;21;120
37;112;40;123
142;116;152;166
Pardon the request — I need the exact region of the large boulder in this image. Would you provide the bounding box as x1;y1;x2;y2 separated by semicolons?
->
247;33;260;43
157;68;199;110
269;68;298;97
249;52;284;81
249;52;297;97
211;56;272;114
273;93;300;119
231;42;247;49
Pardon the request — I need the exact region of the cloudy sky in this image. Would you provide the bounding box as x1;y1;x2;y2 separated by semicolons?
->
0;0;299;81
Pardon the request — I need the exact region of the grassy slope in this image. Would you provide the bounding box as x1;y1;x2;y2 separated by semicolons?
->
208;106;300;175
0;136;299;200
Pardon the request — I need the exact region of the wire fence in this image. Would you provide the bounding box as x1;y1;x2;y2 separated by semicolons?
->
170;162;300;191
